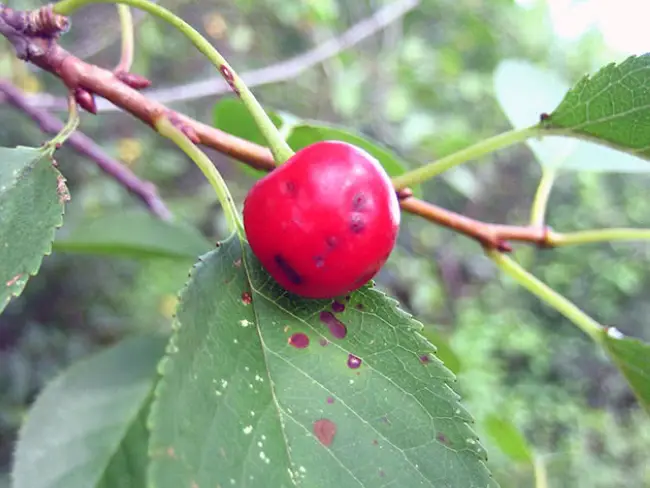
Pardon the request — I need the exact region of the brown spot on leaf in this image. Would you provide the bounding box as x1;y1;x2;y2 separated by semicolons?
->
319;311;347;339
6;274;22;287
313;419;337;447
347;354;362;369
241;292;252;305
331;301;345;313
437;432;451;446
288;332;309;348
56;175;70;203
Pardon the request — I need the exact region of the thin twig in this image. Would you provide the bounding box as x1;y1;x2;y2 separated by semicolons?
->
0;80;172;220
23;0;421;111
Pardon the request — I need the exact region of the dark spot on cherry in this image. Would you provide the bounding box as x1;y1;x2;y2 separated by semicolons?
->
274;254;303;285
319;311;347;339
314;256;325;268
326;236;338;249
313;419;337;447
332;301;345;313
352;192;367;211
349;214;365;234
347;354;362;369
288;332;310;349
356;303;364;310
284;181;296;195
326;396;335;404
241;292;252;305
437;432;451;446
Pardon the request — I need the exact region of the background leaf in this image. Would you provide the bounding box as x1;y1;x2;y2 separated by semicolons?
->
12;334;167;488
602;330;650;414
149;236;495;488
483;414;533;464
53;211;212;259
543;53;650;164
287;123;422;197
0;146;67;313
494;59;649;172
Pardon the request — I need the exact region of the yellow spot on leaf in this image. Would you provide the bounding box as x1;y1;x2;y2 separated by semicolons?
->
159;294;178;318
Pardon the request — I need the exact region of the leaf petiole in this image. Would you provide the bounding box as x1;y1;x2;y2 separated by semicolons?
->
44;93;79;153
529;168;557;227
486;248;603;343
392;126;540;189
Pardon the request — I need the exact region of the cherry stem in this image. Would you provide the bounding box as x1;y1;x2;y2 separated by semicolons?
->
486;248;603;343
53;0;295;165
43;91;79;152
114;4;134;73
392;126;540;189
154;116;244;238
529;168;557;227
548;228;650;246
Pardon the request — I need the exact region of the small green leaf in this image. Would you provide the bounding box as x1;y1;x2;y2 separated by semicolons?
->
12;334;167;488
544;53;650;164
149;236;495;488
53;211;212;259
602;328;650;414
287;123;422;197
213;97;287;178
483;414;533;464
0;146;67;314
494;59;649;172
421;325;462;374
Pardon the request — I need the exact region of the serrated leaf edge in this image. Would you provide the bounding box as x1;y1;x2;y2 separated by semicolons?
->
1;150;68;313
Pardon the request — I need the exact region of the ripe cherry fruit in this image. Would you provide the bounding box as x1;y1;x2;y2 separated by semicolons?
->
243;140;400;299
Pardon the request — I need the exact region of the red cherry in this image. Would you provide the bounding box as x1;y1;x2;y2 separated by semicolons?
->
243;140;400;299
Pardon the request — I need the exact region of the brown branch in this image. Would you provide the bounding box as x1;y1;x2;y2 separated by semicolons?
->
0;4;549;249
0;80;172;220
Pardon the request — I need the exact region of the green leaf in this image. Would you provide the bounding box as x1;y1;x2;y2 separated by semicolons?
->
149;235;495;488
53;211;212;259
12;334;167;488
0;146;67;314
494;59;649;172
602;329;650;414
213;97;287;178
421;326;462;374
483;414;533;464
543;53;650;164
287;123;422;197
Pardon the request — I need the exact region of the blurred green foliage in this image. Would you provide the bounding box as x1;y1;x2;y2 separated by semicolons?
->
1;0;649;486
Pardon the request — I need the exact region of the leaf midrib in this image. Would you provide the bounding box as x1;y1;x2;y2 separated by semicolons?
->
248;280;454;487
